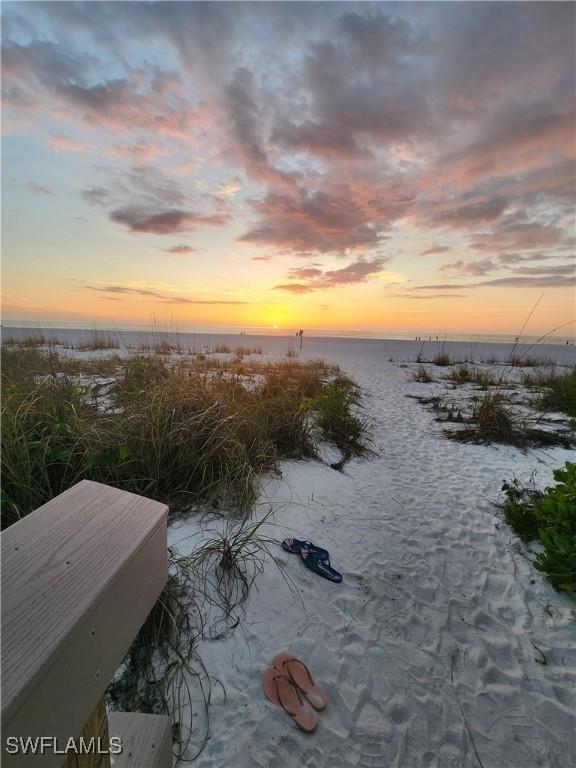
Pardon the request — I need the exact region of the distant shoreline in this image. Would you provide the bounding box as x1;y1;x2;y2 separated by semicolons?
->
2;323;574;346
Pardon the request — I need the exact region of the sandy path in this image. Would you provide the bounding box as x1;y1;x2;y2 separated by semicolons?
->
169;342;575;768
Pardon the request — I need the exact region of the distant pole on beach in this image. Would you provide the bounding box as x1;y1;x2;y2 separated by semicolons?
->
297;329;304;349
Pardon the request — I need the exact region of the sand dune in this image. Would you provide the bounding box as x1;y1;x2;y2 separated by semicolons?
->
169;340;575;768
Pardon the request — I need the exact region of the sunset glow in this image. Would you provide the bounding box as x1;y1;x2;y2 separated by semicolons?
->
2;2;575;336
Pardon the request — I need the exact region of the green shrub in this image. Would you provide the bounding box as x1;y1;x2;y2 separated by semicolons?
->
501;476;543;541
306;377;368;459
502;462;576;591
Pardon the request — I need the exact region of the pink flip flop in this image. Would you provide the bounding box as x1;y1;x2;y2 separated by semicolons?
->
263;667;318;732
272;652;328;711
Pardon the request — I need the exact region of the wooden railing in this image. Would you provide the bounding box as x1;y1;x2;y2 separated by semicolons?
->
1;480;173;767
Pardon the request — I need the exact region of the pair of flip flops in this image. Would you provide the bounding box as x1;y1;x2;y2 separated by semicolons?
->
263;652;328;732
282;537;343;583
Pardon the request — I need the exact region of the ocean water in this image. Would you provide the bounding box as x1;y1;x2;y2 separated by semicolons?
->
2;324;575;366
1;316;575;345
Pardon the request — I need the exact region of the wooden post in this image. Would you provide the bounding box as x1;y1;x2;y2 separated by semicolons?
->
63;698;110;768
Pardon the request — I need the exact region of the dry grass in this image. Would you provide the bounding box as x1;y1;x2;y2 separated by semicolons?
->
1;348;368;528
413;366;433;383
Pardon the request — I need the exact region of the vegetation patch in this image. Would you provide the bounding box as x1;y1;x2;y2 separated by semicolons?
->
447;365;471;385
108;513;278;762
2;344;369;758
537;367;576;418
412;389;574;448
413;365;433;383
432;351;452;366
1;347;369;528
471;368;497;390
501;462;576;591
510;354;555;368
305;377;370;464
449;390;574;447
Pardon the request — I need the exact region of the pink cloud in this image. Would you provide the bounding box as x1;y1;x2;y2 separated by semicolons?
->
274;256;386;293
50;134;85;153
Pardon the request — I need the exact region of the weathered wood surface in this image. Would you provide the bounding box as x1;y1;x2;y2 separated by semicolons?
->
108;712;172;768
1;480;168;767
63;697;111;768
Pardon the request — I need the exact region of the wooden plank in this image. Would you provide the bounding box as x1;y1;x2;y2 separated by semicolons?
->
1;481;168;768
63;697;111;768
108;712;172;768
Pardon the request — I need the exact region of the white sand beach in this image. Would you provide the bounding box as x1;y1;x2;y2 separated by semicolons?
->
158;336;576;768
3;3;575;765
2;328;574;766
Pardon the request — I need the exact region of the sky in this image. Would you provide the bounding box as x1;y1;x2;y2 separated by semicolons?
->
2;1;575;337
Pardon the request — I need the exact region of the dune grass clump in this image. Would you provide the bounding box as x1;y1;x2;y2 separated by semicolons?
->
412;383;573;447
471;368;497;390
502;462;576;591
432;351;452;366
1;346;60;383
4;331;48;348
1;377;101;528
76;331;120;351
1;350;368;528
412;394;445;412
537;367;576;418
153;340;175;355
235;345;262;356
448;365;471;384
107;513;277;762
446;390;574;447
469;392;516;442
510;355;554;368
413;366;433;383
305;377;369;460
1;346;122;383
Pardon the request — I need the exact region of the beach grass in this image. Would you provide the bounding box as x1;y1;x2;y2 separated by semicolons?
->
1;342;370;760
413;365;433;383
74;330;121;351
408;326;575;447
108;511;279;761
306;376;370;461
471;368;497;389
2;341;352;758
447;389;574;447
468;392;516;443
413;380;574;447
447;365;471;384
537;367;576;418
432;351;452;366
1;347;369;528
